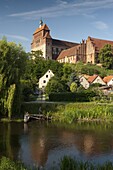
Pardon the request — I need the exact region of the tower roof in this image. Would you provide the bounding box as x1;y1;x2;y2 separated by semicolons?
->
33;24;50;35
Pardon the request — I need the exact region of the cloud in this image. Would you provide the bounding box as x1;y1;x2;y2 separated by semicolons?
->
0;33;30;41
93;21;108;30
8;0;113;20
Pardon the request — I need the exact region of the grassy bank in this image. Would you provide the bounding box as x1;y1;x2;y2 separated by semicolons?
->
60;156;113;170
1;156;113;170
21;102;113;123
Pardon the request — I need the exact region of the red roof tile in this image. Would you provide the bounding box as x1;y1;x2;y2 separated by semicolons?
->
88;36;113;52
87;75;98;83
57;45;80;60
33;24;49;35
103;76;113;83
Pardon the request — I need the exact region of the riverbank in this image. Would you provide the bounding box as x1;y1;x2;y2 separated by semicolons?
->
1;102;113;123
1;156;113;170
21;102;113;123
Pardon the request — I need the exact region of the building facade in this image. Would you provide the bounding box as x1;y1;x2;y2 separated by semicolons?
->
31;20;79;60
39;69;54;89
57;36;113;64
57;40;86;63
31;21;113;64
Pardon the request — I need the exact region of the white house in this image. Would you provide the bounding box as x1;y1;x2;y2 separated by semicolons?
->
39;69;54;89
79;75;90;89
88;75;106;86
103;76;113;86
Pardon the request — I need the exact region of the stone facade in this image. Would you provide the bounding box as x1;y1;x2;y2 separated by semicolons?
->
57;40;86;63
57;36;113;64
31;20;79;60
31;21;113;64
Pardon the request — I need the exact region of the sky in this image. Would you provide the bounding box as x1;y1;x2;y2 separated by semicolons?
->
1;0;113;52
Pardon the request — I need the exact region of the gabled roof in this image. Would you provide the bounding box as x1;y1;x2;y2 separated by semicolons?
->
57;45;80;60
87;75;99;83
87;36;113;52
103;76;113;83
33;24;49;35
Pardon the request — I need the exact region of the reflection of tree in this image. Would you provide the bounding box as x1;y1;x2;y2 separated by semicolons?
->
0;123;22;160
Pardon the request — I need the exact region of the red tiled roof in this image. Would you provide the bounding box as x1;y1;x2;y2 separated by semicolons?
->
57;45;80;60
103;76;113;83
88;36;113;52
33;24;49;35
87;75;98;83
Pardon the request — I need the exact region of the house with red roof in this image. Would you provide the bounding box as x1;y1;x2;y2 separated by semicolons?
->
103;76;113;86
87;75;106;85
79;75;90;89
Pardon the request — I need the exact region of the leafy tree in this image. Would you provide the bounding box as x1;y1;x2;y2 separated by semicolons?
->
0;38;27;118
70;82;77;92
99;44;113;69
45;77;67;95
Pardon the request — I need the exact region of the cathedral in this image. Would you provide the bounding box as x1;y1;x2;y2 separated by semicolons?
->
31;20;113;64
31;20;79;60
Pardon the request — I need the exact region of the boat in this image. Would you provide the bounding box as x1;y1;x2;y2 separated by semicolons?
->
24;112;52;123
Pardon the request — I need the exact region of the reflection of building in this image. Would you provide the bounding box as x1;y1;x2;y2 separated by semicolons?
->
31;20;79;60
39;69;54;89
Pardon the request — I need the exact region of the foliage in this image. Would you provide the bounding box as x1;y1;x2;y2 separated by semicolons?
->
60;156;113;170
7;84;16;119
99;44;113;69
70;82;77;92
0;157;27;170
75;62;108;77
0;38;27;118
53;103;113;123
45;76;67;95
62;63;73;82
49;90;97;102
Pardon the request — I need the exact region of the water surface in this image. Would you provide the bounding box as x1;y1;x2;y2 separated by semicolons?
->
0;121;113;169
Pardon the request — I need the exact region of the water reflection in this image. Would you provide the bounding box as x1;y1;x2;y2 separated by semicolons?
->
1;122;113;169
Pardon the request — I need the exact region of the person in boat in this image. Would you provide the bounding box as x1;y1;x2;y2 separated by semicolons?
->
39;106;42;114
24;112;30;123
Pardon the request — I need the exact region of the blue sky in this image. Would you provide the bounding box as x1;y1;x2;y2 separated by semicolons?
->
0;0;113;52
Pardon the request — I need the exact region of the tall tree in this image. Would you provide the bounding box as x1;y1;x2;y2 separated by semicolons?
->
0;38;27;118
99;44;113;69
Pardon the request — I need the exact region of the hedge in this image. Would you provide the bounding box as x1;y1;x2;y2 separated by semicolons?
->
49;91;97;102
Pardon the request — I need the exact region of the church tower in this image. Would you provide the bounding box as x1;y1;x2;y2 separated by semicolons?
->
31;20;52;60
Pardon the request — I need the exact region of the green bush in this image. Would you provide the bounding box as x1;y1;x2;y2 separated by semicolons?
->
0;157;27;170
49;90;97;102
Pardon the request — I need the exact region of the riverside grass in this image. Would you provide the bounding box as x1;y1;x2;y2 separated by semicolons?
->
48;103;113;123
22;102;113;123
1;156;113;170
60;156;113;170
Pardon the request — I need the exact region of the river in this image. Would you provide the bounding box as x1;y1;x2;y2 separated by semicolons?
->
0;121;113;169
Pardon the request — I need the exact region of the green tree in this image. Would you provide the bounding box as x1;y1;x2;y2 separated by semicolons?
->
45;77;67;95
0;38;27;118
99;44;113;69
70;82;77;92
